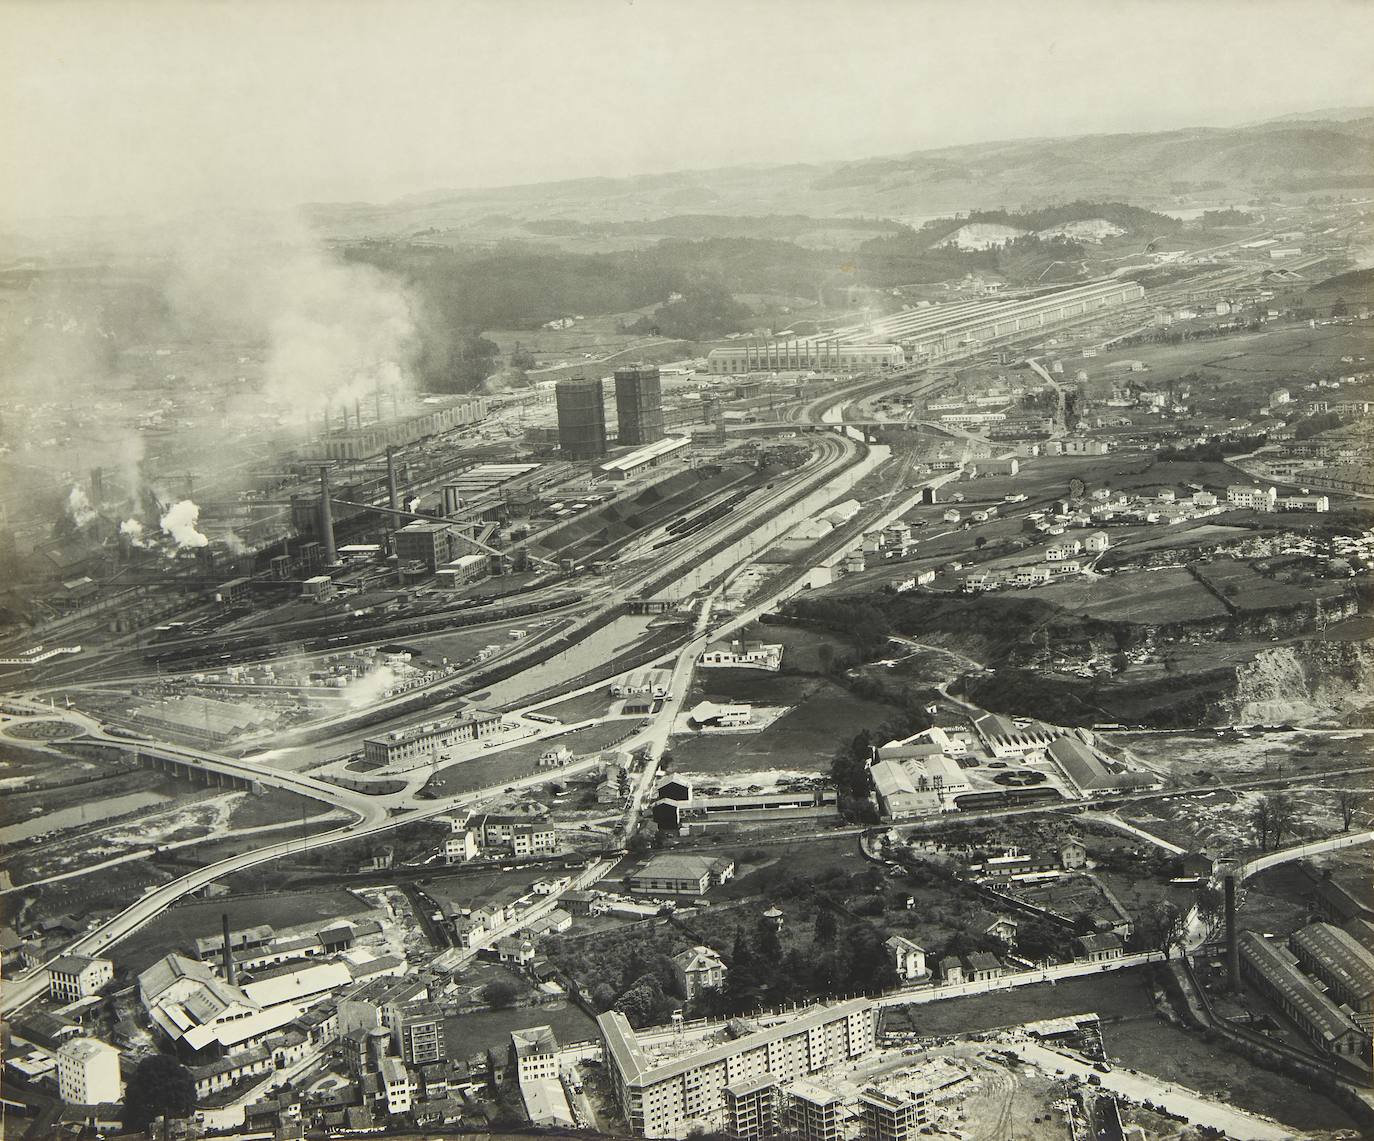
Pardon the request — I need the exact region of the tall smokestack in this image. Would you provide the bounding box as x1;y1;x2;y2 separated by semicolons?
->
386;446;400;513
89;467;104;506
1224;873;1240;992
222;912;236;986
355;398;362;430
319;466;338;566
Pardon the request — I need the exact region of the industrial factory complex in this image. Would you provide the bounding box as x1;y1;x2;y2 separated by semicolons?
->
5;184;1374;1141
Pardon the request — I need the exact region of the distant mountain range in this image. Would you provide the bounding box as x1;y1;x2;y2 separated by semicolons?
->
306;111;1374;241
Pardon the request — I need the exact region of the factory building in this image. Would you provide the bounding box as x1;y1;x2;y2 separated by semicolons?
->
599;998;876;1137
1289;923;1374;1023
601;436;692;480
306;396;489;461
615;366;666;446
865;280;1146;361
707;341;904;376
556;377;609;459
1239;931;1369;1058
394;521;461;573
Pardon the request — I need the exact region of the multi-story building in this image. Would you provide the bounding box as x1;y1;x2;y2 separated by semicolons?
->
511;1025;559;1083
391;1002;446;1066
598;998;875;1138
782;1080;846;1141
858;1083;929;1141
47;955;113;1003
1225;485;1278;512
394;521;462;572
556;377;608;459
477;815;557;855
361;710;503;766
379;1055;414;1115
615;367;666;446
57;1038;122;1106
723;1074;778;1141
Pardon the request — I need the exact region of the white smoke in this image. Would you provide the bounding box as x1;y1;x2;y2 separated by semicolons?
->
343;665;398;709
166;217;419;426
222;532;250;556
119;518;146;546
160;499;209;548
67;486;97;528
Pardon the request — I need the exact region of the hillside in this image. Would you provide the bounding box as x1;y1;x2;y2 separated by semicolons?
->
302;116;1374;243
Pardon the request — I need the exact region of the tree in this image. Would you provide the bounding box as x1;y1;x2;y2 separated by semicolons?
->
813;908;837;946
1250;796;1274;851
627;821;659;856
1334;788;1363;832
1266;792;1298;849
485;979;520;1008
123;1054;196;1132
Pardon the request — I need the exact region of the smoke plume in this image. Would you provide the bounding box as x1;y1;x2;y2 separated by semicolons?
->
119;518;146;546
167;216;420;426
343;664;398;709
67;486;97;528
160;499;209;548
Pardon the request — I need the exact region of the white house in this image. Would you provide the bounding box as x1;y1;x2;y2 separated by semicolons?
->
885;935;928;982
444;830;479;864
1084;530;1110;553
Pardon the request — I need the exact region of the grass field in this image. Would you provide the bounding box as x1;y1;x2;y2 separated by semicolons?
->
1194;558;1344;611
441;1000;597;1059
673;677;895;774
108;888;377;975
1034;567;1227;623
423;720;634;796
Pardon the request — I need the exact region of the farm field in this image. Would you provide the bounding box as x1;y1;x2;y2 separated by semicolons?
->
672;676;895;774
883;967;1358;1133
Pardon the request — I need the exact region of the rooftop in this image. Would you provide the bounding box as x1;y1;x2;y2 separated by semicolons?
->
598;999;872;1089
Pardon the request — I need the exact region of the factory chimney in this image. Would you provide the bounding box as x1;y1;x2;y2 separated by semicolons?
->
386;446;400;513
318;466;339;565
1224;873;1240;992
88;467;105;506
221;912;236;986
442;485;462;518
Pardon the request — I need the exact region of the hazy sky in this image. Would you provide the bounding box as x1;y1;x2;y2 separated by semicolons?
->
3;0;1372;221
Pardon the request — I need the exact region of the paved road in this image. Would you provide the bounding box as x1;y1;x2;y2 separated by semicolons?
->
1004;1040;1293;1140
1238;828;1374;882
876;951;1166;1008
